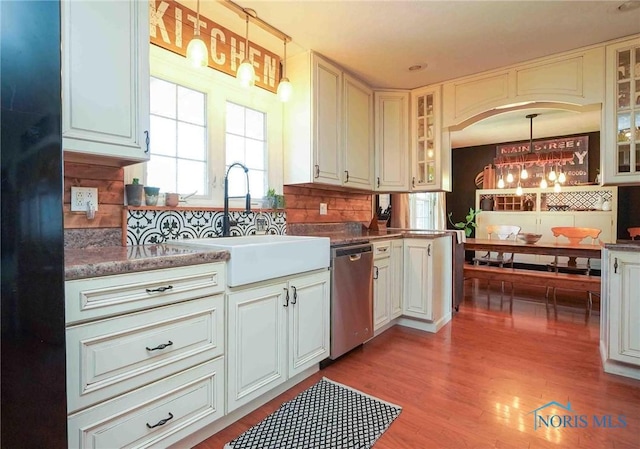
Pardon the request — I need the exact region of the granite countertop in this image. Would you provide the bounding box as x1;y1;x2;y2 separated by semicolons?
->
288;227;452;246
65;244;230;280
604;241;640;252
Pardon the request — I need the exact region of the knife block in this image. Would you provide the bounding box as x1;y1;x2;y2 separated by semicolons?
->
369;216;388;231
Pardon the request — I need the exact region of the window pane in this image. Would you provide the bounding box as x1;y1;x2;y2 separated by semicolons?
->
226;134;245;165
245;108;264;140
227;170;247;198
178;122;206;160
150;77;176;118
177;159;206;195
147;155;176;193
226;102;245;135
248;170;265;198
245;139;264;170
150;116;176;156
177;86;205;125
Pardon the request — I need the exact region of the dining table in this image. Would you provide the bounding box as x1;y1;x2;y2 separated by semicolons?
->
463;238;602;266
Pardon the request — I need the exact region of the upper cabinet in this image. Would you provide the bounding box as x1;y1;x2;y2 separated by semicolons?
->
411;85;451;191
374;91;410;191
602;36;640;185
62;0;150;167
284;51;373;190
442;47;605;128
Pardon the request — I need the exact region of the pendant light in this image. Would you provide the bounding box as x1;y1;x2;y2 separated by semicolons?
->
516;182;523;196
277;38;293;102
554;181;562;193
540;163;548;189
237;14;256;87
497;166;505;189
520;164;529;180
558;164;567;184
186;0;208;67
506;168;514;184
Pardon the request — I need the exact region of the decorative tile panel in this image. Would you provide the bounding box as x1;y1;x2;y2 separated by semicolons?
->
543;189;614;210
126;210;286;246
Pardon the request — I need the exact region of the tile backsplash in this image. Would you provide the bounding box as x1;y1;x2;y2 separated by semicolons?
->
125;209;286;245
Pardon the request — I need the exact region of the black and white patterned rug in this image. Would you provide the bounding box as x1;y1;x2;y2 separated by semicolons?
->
225;378;402;449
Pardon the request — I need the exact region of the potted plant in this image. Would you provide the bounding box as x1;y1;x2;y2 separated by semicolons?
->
125;178;144;206
448;207;481;237
143;186;160;206
264;188;278;209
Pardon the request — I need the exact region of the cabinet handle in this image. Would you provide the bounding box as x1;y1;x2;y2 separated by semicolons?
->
428;244;431;256
291;286;297;304
614;257;618;274
314;164;320;178
146;285;173;293
146;340;173;351
146;412;173;429
378;246;389;252
283;288;289;307
412;177;416;188
144;130;150;153
374;266;379;279
377;177;380;187
344;170;349;182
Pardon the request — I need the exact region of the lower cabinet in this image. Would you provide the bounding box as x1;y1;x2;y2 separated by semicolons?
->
226;270;330;412
603;249;640;368
403;237;452;322
373;240;403;331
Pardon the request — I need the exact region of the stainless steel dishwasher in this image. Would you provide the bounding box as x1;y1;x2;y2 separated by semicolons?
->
329;242;374;359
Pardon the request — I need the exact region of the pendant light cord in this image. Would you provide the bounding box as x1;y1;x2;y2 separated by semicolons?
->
195;0;201;36
283;40;287;78
245;14;249;50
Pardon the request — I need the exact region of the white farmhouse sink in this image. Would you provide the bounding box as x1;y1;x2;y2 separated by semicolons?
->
174;235;330;287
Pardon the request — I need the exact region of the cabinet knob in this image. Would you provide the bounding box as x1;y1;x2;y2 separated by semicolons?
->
377;177;380;188
314;165;320;178
291;286;297;304
344;170;349;182
146;340;173;351
144;130;150;153
283;288;290;307
146;412;173;429
373;266;379;279
412;177;415;188
614;257;618;274
428;244;431;256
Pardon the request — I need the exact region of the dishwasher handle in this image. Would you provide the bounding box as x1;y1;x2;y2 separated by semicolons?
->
349;254;361;261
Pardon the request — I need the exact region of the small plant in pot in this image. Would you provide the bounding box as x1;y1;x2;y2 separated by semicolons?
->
447;207;481;237
125;178;144;206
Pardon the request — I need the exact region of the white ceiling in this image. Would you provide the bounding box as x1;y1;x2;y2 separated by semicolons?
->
193;0;640;146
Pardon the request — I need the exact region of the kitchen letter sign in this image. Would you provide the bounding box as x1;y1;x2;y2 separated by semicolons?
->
150;0;281;93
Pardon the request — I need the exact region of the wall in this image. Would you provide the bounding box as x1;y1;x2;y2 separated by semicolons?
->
284;185;372;224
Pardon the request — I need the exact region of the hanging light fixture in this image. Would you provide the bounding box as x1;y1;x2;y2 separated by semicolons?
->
553;181;562;193
558;163;567;183
506;167;514;184
237;14;256;87
277;38;293;102
522;113;538;183
186;0;208;67
520;164;529;180
516;181;523;196
497;166;505;189
540;163;548;189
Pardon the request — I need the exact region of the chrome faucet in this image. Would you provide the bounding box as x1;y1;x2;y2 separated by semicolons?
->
223;162;251;237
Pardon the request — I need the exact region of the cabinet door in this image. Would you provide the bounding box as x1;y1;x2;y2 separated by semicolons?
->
288;271;330;377
62;0;149;164
403;239;432;320
390;240;404;319
343;74;374;189
602;37;640;185
608;251;640;365
411;86;449;191
375;91;409;191
373;257;391;330
313;55;343;185
227;283;288;412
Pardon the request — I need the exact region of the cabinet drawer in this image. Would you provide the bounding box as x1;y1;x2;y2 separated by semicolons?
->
68;357;224;449
66;263;225;324
67;295;224;413
373;241;391;259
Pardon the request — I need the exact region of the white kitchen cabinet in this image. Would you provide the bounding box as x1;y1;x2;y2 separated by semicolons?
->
65;262;226;447
343;74;374;189
227;282;288;412
403;237;452;325
227;270;329;412
602;36;640;185
390;239;404;319
411;85;451;191
62;0;150;166
288;271;331;376
600;248;640;380
373;253;391;330
284;51;373;189
374;91;410;191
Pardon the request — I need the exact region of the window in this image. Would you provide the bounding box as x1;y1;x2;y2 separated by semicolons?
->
225;102;267;198
148;77;207;196
410;192;438;229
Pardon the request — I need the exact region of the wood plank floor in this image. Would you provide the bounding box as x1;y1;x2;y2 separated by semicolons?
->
195;281;640;449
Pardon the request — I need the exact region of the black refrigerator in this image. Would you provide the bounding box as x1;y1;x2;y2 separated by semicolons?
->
1;1;67;447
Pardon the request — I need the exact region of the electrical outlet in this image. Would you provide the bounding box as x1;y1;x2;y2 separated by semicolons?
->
319;203;327;215
70;187;99;212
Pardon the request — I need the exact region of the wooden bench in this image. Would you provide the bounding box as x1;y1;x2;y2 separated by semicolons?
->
463;264;601;312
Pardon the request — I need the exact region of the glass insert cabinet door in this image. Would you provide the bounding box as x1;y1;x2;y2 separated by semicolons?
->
615;44;640;175
414;91;437;188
